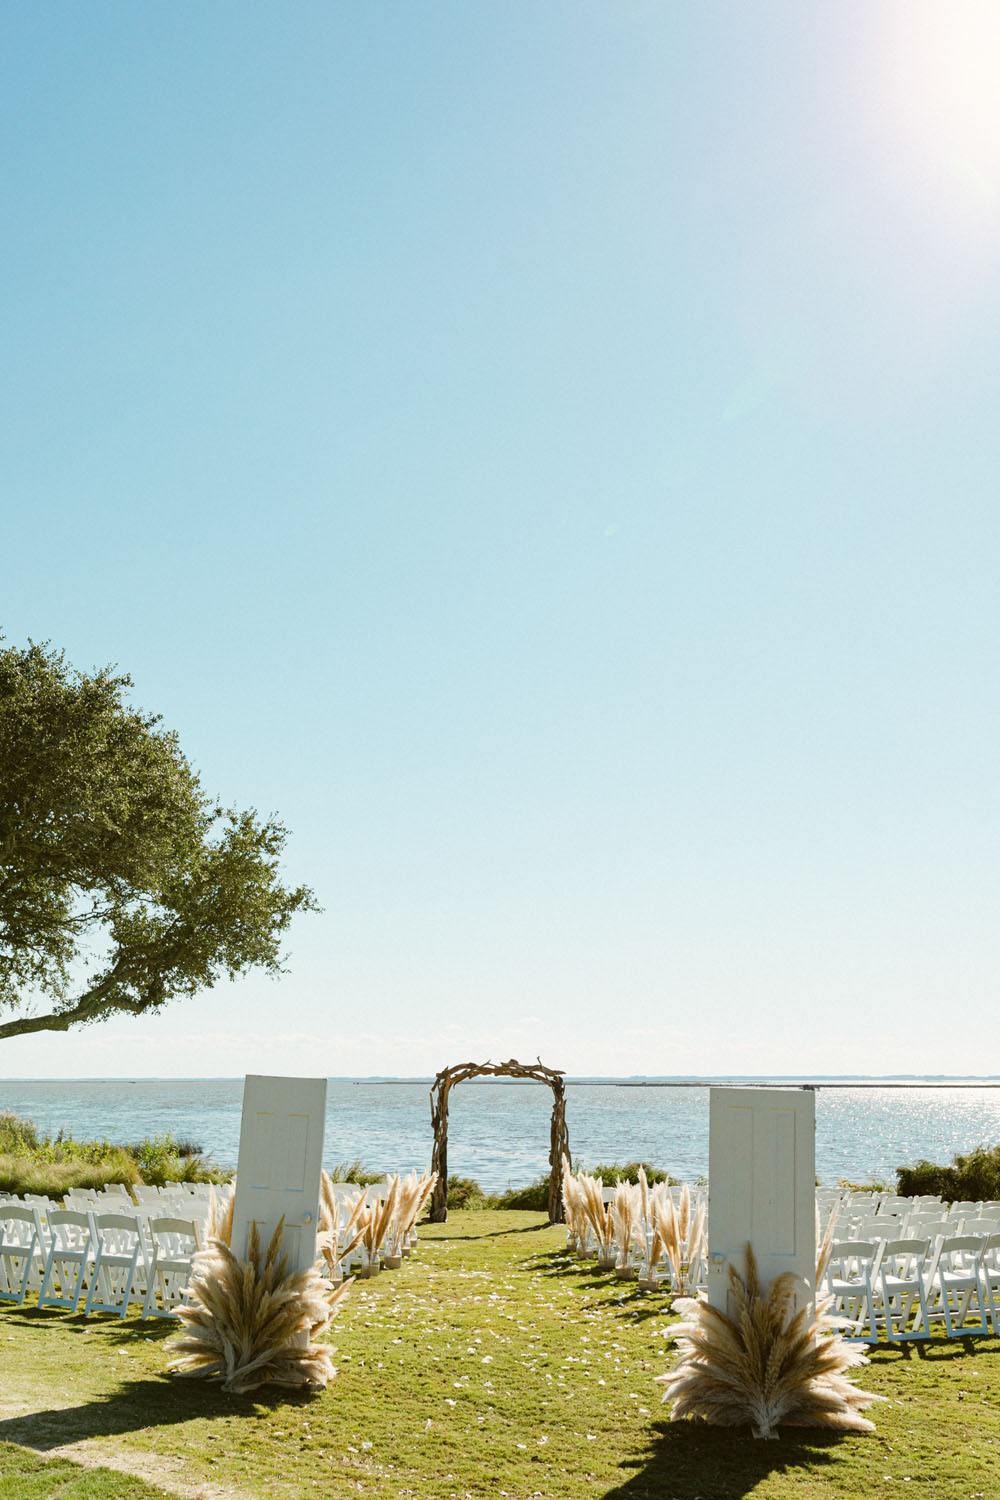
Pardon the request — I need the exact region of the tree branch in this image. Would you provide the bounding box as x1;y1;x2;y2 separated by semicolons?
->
0;959;155;1041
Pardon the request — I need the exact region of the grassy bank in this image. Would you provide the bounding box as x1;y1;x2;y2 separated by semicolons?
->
2;1210;1000;1499
0;1110;226;1197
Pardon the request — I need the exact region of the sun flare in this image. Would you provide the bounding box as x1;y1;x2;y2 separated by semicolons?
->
879;1;1000;206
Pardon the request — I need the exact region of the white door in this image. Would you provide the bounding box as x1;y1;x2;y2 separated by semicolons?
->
707;1086;815;1316
230;1075;327;1273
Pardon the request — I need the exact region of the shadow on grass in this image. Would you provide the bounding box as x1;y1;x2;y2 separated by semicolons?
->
0;1306;175;1347
0;1371;313;1455
599;1416;841;1500
430;1221;555;1241
525;1247;672;1323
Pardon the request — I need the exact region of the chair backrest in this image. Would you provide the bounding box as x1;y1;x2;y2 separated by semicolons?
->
906;1219;952;1244
0;1204;45;1245
935;1234;987;1274
960;1217;1000;1237
64;1188;99;1207
879;1237;929;1276
852;1218;887;1240
47;1209;94;1247
147;1216;200;1258
827;1240;882;1283
93;1212;144;1248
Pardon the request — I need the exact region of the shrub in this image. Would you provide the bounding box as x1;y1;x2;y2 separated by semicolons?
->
326;1159;385;1186
897;1144;1000;1202
0;1110;40;1153
491;1177;551;1211
582;1161;673;1187
0;1110;227;1196
446;1177;489;1210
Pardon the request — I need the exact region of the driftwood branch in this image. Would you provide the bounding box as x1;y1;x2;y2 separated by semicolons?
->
429;1057;569;1224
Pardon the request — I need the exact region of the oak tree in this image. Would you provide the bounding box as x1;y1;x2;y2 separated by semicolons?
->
0;639;317;1042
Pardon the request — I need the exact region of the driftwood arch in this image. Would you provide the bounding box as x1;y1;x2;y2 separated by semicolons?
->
429;1058;569;1223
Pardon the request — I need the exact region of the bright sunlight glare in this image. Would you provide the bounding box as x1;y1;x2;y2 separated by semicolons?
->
879;0;1000;210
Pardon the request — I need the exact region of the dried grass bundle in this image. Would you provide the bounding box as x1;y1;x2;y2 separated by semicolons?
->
388;1168;436;1256
657;1243;882;1439
356;1176;400;1271
577;1172;616;1265
168;1217;352;1394
612;1181;640;1273
637;1167;651;1238
317;1175;368;1281
561;1157;587;1250
642;1185;672;1286
207;1183;235;1247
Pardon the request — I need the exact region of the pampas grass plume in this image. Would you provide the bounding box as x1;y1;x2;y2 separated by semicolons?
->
657;1242;883;1439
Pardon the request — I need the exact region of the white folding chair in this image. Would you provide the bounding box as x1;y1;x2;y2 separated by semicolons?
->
86;1213;146;1318
877;1238;931;1342
142;1217;200;1319
0;1204;47;1307
64;1188;100;1209
979;1233;1000;1335
37;1210;95;1312
825;1241;884;1344
959;1217;1000;1238
925;1235;991;1337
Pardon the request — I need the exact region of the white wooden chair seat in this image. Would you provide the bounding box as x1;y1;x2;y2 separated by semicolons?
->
925;1235;991;1337
826;1240;883;1344
37;1210;95;1313
142;1217;200;1319
0;1204;47;1306
877;1238;931;1342
86;1213;146;1318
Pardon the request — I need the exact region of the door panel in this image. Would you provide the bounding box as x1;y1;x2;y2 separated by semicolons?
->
230;1075;327;1273
707;1086;815;1315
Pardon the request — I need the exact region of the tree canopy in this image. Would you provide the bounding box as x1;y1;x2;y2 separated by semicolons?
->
0;639;317;1042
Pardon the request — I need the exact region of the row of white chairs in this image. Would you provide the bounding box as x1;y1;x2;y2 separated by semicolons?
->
0;1201;200;1319
825;1232;1000;1343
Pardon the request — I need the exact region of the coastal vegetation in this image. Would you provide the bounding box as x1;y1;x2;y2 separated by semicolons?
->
7;1105;997;1210
0;1109;224;1197
2;1209;999;1499
897;1143;1000;1202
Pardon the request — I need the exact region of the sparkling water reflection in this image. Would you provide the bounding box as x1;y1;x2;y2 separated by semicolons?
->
2;1078;1000;1192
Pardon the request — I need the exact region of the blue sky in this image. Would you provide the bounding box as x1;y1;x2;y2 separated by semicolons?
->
3;2;999;1078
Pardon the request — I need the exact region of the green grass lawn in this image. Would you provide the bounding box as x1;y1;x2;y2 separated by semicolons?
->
2;1210;999;1499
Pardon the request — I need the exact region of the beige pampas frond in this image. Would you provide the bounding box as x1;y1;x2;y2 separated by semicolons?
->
637;1167;650;1237
207;1182;236;1247
168;1216;353;1394
318;1183;370;1280
410;1168;437;1232
612;1181;639;1271
676;1182;691;1246
390;1168;436;1255
645;1186;672;1283
578;1172;616;1262
816;1203;839;1287
359;1176;400;1263
561;1157;587;1248
657;1242;883;1440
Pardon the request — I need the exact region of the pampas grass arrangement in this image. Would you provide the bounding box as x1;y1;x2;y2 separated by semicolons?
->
561;1156;589;1254
168;1215;353;1394
317;1177;368;1284
577;1171;617;1268
657;1242;883;1439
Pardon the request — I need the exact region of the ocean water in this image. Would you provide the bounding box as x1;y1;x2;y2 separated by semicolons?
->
2;1077;1000;1192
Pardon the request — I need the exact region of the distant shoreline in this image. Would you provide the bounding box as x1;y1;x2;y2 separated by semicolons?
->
4;1075;999;1089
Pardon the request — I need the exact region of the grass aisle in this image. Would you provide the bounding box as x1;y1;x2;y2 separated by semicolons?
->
1;1210;999;1498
